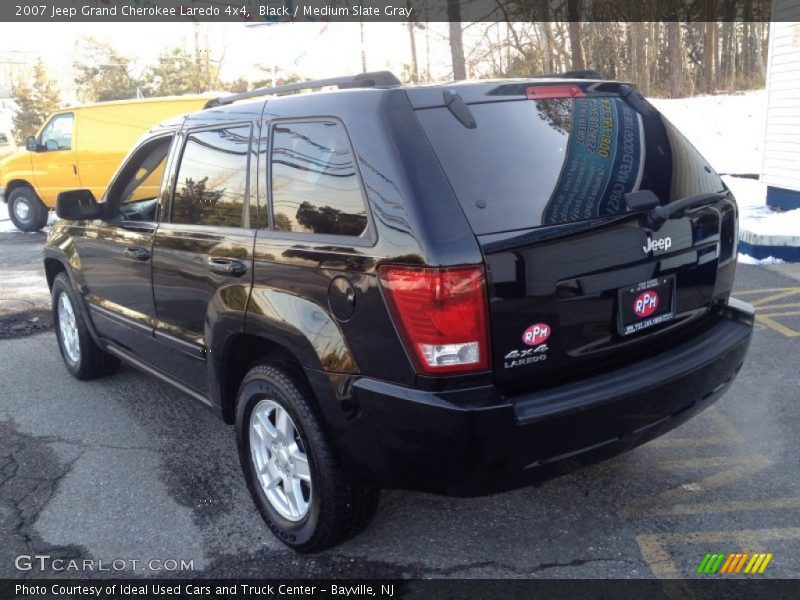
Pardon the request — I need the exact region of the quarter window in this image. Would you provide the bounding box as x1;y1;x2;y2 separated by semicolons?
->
172;126;251;228
270;120;367;236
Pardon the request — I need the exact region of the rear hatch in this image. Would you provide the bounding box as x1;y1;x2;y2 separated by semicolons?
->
411;80;738;393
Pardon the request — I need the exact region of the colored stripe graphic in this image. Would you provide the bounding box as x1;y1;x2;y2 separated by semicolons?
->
734;553;750;573
698;552;773;574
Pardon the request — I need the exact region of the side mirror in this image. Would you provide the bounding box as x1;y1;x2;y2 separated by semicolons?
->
45;139;59;151
56;189;100;220
25;136;37;152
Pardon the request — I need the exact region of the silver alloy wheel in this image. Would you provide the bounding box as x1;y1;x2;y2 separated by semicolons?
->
57;292;80;363
249;399;312;522
14;198;30;222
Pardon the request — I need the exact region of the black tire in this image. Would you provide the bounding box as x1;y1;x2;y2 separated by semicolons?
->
52;272;120;380
8;186;49;232
235;362;379;553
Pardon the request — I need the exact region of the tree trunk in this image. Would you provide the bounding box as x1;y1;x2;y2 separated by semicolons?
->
567;0;585;71
704;20;715;93
541;22;552;73
359;22;367;72
447;0;466;80
407;2;419;83
668;21;684;97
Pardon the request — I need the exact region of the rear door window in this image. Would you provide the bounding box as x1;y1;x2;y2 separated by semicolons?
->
269;120;368;237
171;126;251;228
416;97;723;235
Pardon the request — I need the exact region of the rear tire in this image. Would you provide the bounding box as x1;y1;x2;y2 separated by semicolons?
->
235;362;379;553
52;272;120;380
8;186;49;232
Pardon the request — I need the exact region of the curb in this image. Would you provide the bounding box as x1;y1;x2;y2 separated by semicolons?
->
739;229;800;263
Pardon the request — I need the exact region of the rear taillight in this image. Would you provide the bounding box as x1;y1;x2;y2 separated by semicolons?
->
526;85;586;100
378;265;490;375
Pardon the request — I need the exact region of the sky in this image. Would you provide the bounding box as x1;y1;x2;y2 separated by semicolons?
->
0;21;456;101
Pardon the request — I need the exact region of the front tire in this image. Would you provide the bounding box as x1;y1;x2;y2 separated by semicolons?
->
8;186;49;232
235;363;378;553
52;272;120;380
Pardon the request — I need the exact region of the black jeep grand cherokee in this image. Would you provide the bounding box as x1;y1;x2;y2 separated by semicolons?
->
44;72;754;552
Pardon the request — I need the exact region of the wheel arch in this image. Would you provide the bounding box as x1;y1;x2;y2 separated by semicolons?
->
217;331;310;424
44;256;67;291
5;178;39;200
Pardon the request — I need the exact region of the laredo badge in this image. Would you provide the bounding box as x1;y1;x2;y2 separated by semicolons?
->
505;323;552;368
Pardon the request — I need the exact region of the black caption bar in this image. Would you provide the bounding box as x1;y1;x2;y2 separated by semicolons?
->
2;579;800;600
3;0;776;23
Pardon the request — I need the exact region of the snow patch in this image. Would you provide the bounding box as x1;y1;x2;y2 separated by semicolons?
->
737;253;786;265
723;175;800;241
650;91;766;176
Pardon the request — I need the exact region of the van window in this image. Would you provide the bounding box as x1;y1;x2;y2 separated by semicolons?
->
270;120;367;236
40;113;73;151
171;126;251;228
416;97;723;235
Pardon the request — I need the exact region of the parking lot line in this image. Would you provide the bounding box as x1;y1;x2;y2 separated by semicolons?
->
756;314;800;337
636;527;800;578
622;455;772;517
625;497;800;517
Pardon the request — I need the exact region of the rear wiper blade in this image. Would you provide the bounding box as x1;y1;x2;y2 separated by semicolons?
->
625;190;730;230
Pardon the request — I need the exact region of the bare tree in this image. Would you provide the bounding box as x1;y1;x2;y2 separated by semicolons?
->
407;1;419;82
567;0;585;70
447;0;466;80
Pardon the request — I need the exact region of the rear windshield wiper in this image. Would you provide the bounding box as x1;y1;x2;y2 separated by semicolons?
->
625;190;730;229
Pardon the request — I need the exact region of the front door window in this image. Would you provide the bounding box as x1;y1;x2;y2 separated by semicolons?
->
39;113;73;151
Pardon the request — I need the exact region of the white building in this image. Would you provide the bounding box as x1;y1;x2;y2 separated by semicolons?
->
762;6;800;210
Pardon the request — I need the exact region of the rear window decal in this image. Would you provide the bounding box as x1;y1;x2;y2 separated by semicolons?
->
543;98;645;225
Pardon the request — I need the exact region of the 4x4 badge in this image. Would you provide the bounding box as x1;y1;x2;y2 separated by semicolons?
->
504;343;549;368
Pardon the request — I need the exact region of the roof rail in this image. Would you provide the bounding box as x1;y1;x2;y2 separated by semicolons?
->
203;71;402;109
541;69;605;80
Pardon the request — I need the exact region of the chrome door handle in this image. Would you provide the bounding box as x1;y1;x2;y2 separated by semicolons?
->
123;246;150;261
207;257;247;277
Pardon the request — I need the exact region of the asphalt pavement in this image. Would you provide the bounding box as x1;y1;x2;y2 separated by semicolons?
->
1;227;799;580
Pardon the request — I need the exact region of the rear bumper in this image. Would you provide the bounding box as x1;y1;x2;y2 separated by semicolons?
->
313;301;754;496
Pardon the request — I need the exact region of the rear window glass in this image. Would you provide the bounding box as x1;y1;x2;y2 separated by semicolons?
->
417;97;723;235
270;120;368;237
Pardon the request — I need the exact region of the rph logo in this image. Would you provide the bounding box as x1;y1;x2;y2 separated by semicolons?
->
633;290;660;318
642;236;672;254
522;323;551;346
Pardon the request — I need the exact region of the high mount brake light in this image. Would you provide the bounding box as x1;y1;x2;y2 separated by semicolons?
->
378;265;491;375
526;85;586;100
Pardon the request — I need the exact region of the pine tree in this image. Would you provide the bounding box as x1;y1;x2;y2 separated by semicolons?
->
74;38;139;102
141;47;219;97
12;59;61;142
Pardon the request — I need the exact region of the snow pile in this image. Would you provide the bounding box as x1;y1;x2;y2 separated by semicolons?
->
723;175;800;263
737;253;785;265
0;201;16;233
654;89;799;263
650;90;766;176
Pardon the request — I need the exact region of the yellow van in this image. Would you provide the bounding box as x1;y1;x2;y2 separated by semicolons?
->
0;95;211;231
